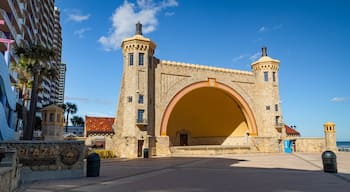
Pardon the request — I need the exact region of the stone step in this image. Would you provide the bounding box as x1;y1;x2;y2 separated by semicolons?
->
170;145;251;156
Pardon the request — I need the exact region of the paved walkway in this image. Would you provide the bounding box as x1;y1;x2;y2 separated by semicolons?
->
21;152;350;192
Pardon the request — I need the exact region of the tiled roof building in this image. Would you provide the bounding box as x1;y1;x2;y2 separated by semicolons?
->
85;116;115;136
284;124;300;137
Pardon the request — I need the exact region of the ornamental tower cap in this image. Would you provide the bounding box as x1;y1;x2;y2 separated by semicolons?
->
262;46;267;57
136;21;142;35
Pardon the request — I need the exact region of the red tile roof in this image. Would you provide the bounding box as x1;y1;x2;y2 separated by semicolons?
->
284;124;300;136
85;116;115;135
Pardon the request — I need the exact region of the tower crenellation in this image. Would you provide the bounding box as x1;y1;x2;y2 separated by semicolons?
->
324;122;337;152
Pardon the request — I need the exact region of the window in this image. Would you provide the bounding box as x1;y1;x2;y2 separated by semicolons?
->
275;104;278;111
127;96;133;103
266;106;270;110
129;53;134;65
137;109;144;123
275;116;280;126
264;71;268;82
272;72;276;82
139;53;144;66
138;94;144;104
49;113;54;122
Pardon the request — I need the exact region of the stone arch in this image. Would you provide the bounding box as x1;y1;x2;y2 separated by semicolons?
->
160;79;258;137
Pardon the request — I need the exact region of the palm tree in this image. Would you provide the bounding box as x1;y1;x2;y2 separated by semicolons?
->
64;102;77;132
14;42;55;140
11;58;33;131
71;116;85;127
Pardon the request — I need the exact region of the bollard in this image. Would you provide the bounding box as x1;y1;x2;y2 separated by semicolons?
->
322;150;337;173
86;153;100;177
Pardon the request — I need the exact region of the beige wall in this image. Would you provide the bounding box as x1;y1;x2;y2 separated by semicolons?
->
295;138;325;152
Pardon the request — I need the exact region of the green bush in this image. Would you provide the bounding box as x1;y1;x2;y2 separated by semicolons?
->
89;149;116;159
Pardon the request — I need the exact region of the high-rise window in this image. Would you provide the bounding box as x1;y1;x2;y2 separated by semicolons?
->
273;72;276;82
264;71;268;82
129;53;134;65
275;104;278;111
137;109;144;123
138;94;144;104
139;53;144;66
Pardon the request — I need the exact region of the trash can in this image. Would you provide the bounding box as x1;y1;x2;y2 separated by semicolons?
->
143;148;149;158
322;150;337;173
86;153;100;177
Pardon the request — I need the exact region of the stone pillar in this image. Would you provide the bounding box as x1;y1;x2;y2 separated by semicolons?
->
41;104;64;141
324;122;337;152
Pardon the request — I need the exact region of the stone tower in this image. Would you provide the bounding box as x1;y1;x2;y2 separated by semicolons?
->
324;122;337;152
113;22;157;158
251;47;283;137
41;104;64;140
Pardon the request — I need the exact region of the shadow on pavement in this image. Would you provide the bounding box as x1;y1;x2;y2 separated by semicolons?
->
23;156;350;192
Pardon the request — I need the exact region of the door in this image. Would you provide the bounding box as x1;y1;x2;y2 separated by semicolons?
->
137;140;144;157
180;134;188;146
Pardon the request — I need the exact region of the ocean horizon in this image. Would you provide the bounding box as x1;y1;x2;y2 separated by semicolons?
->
337;141;350;151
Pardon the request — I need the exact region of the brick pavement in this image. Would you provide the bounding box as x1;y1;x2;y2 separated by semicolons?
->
21;152;350;192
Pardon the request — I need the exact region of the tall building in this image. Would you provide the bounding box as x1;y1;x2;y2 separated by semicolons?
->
58;63;66;104
0;0;63;125
53;6;64;104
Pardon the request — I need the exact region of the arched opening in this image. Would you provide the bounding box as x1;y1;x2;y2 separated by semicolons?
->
160;80;257;147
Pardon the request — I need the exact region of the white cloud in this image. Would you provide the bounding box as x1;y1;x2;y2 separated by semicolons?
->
98;0;178;51
165;12;175;16
68;12;90;22
65;96;112;105
330;97;349;102
85;112;114;117
74;28;91;38
258;26;266;32
232;54;245;62
273;24;283;30
249;52;260;61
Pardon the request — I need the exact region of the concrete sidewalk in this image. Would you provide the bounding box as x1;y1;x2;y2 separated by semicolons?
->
21;152;350;192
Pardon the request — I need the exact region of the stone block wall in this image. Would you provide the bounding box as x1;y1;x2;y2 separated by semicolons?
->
0;148;21;192
0;141;85;183
295;138;325;152
250;137;280;152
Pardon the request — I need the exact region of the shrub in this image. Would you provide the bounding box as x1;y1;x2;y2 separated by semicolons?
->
88;149;116;159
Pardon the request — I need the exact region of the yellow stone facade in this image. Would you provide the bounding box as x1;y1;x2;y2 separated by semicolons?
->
111;23;285;158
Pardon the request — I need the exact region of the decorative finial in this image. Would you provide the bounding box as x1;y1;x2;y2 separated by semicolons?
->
262;46;267;57
136;21;142;35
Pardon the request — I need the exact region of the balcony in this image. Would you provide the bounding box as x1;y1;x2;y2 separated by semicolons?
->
0;9;20;45
6;0;23;33
275;123;284;132
136;118;148;126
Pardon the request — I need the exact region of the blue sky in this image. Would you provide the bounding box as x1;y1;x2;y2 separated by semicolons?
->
55;0;350;141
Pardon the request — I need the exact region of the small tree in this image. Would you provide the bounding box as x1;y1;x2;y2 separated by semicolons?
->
64;102;77;132
14;42;55;140
71;116;85;126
